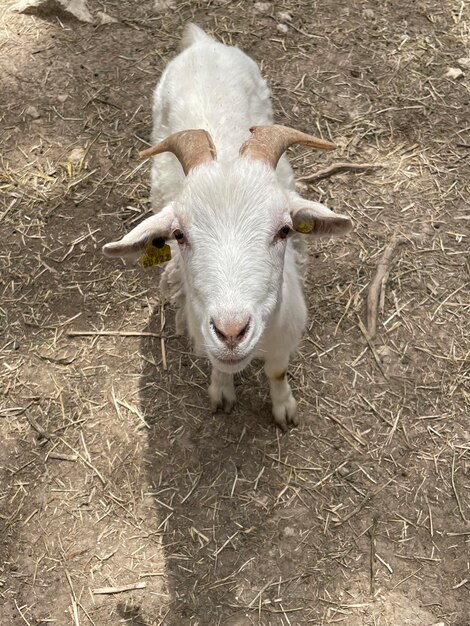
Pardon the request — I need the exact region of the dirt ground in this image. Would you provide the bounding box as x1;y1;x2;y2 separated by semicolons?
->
1;0;469;625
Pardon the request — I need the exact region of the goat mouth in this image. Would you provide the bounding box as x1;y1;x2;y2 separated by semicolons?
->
212;353;252;371
216;356;245;365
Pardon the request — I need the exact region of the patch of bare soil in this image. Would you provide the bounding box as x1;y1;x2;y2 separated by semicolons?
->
1;1;469;625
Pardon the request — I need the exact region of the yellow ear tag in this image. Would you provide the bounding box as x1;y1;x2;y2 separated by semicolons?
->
140;239;172;269
296;221;315;234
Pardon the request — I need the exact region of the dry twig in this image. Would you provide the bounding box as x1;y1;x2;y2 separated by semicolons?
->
93;582;146;595
366;237;406;339
67;329;164;339
298;161;383;182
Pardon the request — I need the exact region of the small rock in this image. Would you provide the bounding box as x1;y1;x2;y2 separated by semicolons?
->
337;465;350;477
97;10;118;24
223;615;251;626
362;8;375;19
68;146;86;164
254;2;271;13
65;0;92;21
57;94;68;103
277;23;288;34
457;57;470;70
11;0;93;23
253;493;269;507
25;105;40;119
153;0;176;11
446;67;464;79
282;526;295;537
376;344;395;365
277;11;292;22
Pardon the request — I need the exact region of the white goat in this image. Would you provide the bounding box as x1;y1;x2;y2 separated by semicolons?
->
104;24;352;430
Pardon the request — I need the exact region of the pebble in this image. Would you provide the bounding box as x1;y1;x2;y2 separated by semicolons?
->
254;2;271;13
277;11;292;22
446;67;464;79
277;23;288;34
362;8;375;19
11;0;93;23
153;0;176;10
25;105;40;119
24;104;41;120
223;615;251;626
68;147;86;164
97;11;118;24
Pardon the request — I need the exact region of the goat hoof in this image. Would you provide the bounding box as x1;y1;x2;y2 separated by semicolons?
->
210;394;235;414
208;385;236;414
272;395;298;431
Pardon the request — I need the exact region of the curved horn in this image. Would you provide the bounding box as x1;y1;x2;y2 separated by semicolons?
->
139;129;217;175
239;124;336;168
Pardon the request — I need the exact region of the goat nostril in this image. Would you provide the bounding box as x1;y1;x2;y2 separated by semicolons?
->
210;319;227;341
237;321;250;338
216;328;227;341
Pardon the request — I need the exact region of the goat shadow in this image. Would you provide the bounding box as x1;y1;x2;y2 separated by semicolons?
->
139;298;343;626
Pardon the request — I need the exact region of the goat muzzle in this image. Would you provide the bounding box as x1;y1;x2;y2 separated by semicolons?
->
239;124;336;169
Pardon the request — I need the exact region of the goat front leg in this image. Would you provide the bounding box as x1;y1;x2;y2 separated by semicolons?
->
264;356;298;431
208;367;236;413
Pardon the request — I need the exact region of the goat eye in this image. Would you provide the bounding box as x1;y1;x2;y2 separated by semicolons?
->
277;226;291;240
174;229;186;244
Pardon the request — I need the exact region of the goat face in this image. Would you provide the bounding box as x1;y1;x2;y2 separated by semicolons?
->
104;154;352;373
174;159;291;372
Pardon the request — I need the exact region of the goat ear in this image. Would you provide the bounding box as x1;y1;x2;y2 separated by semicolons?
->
288;195;352;238
103;206;177;258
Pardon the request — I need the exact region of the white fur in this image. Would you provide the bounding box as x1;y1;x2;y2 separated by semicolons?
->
104;24;352;429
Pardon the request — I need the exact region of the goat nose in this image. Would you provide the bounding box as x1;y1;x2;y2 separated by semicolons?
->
211;316;251;348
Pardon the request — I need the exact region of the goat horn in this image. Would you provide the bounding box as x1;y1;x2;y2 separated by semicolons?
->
239;124;336;168
139;129;217;175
